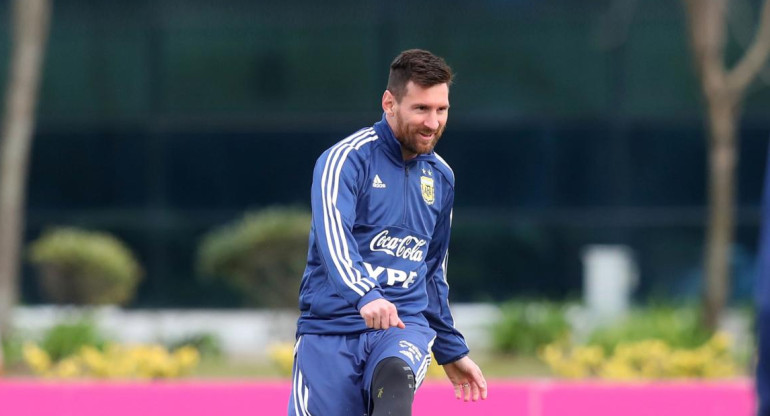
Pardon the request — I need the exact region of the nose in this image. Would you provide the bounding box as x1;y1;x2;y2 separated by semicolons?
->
424;112;439;131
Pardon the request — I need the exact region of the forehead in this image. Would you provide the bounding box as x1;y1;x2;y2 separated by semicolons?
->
401;80;449;105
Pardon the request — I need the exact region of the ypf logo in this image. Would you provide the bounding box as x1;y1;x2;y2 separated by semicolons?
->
363;262;417;288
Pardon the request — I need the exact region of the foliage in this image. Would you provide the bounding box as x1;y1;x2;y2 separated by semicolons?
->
2;334;23;370
23;342;200;379
491;300;570;355
197;207;311;307
267;342;295;376
587;306;711;353
426;353;446;379
166;333;222;359
28;227;143;305
540;332;737;380
39;321;106;362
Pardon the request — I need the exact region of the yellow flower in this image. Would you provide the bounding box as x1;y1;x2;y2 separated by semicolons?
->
707;332;732;354
173;346;200;373
540;335;739;381
22;343;51;374
21;341;201;380
599;360;639;381
268;343;296;376
426;352;444;379
573;346;604;368
539;343;562;363
52;357;82;379
80;345;109;377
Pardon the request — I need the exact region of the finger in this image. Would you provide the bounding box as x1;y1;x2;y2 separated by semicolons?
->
387;312;398;329
471;382;480;401
463;382;471;402
470;370;488;400
389;313;406;329
379;313;389;330
453;384;462;400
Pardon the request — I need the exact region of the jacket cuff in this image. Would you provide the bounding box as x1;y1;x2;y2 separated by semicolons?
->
432;335;470;365
438;352;468;366
356;289;384;311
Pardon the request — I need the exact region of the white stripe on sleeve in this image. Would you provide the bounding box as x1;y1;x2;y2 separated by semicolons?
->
320;128;379;295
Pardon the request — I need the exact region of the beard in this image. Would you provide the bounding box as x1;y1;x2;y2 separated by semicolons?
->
392;113;445;156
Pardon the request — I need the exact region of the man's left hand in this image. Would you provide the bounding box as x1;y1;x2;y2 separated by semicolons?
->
442;356;487;402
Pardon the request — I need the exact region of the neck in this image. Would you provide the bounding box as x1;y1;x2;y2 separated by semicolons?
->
401;149;417;161
384;115;415;161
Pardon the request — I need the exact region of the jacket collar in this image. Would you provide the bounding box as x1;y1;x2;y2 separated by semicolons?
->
373;113;435;165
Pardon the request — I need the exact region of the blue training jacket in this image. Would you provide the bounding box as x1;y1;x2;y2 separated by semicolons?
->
295;114;469;365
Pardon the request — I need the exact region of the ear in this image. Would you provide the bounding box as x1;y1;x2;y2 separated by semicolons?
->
382;90;396;117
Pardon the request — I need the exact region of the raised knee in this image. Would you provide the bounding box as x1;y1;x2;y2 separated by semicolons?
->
371;357;414;415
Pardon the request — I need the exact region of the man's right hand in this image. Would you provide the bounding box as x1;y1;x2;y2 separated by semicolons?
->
359;298;406;330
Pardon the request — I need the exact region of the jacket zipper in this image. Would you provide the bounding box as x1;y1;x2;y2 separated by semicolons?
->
402;163;409;225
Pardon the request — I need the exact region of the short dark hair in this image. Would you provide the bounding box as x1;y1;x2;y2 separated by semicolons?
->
387;49;453;102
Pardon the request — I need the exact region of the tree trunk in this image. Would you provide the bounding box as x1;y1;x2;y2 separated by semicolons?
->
0;0;52;338
703;98;739;330
683;0;770;331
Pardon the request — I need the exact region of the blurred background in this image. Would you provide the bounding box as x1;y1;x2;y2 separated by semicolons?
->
4;0;766;306
1;0;769;380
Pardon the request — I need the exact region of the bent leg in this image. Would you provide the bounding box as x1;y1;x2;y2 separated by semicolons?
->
370;357;415;416
364;325;437;415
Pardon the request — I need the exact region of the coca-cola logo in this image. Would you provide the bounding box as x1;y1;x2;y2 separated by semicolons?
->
369;230;426;262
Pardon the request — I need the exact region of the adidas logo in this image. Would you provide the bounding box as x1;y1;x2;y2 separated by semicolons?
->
373;175;387;189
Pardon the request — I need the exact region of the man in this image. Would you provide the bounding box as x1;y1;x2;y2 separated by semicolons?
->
757;143;770;416
289;49;487;416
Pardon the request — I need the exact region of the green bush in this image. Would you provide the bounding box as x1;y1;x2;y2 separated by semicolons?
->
587;305;711;353
40;321;107;362
166;333;222;359
197;207;311;307
2;333;23;370
492;300;570;355
28;227;143;305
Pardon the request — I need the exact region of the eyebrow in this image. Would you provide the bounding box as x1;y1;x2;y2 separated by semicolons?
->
411;103;450;109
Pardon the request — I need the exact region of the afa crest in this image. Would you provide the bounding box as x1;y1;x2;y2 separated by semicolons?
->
420;176;434;205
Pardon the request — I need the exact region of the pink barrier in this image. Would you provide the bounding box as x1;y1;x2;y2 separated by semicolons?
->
537;381;755;416
415;380;756;416
0;379;756;416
